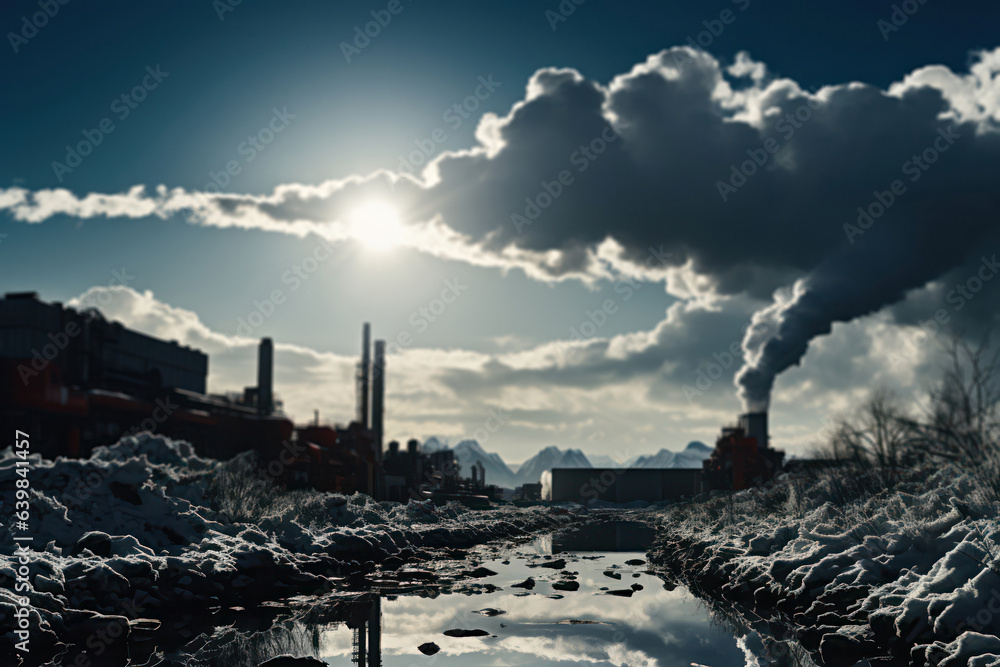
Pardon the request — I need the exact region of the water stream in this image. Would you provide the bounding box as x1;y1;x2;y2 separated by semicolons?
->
167;522;810;666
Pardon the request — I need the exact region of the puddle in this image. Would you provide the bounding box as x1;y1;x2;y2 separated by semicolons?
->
321;552;747;665
164;523;811;666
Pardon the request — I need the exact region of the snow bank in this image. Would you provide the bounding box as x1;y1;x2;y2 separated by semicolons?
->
649;465;1000;665
0;434;578;664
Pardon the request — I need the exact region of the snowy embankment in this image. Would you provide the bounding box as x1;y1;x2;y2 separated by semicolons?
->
648;466;1000;666
0;434;581;663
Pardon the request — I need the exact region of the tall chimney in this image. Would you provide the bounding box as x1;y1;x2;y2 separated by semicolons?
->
358;323;371;429
740;411;768;451
257;337;274;416
372;340;386;461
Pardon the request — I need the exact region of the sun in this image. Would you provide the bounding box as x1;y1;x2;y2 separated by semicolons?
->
350;201;404;251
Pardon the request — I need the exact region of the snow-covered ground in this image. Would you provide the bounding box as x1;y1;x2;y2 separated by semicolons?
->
648;465;1000;666
0;434;586;664
12;432;999;665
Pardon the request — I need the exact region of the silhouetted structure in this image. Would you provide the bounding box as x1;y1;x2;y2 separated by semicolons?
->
357;322;371;429
702;411;784;491
514;482;543;501
549;468;703;502
0;292;281;459
257;337;274;416
0;292;500;504
349;594;381;667
382;438;424;501
371;340;385;459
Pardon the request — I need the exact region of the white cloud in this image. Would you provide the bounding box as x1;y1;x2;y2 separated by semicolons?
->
61;285;952;459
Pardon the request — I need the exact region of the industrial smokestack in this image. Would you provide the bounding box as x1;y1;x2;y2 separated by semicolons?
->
739;412;768;451
358;322;371;429
372;339;386;462
257;337;274;416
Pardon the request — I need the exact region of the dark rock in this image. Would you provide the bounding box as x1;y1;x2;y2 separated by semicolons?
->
418;642;440;655
631;584;643;591
625;559;645;566
511;577;535;589
540;559;566;569
603;571;622;580
443;628;490;637
465;567;498;578
819;633;863;667
552;580;580;591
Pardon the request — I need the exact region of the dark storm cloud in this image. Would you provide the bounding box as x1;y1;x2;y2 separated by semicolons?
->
4;47;1000;410
412;48;999;410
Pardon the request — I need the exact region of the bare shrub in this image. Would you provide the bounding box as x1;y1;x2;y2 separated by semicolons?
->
904;334;1000;470
817;387;915;469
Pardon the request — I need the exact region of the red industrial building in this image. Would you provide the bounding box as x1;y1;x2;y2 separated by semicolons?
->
702;411;784;491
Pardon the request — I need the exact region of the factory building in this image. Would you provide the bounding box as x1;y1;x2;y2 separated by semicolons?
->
702;411;784;491
547;468;703;503
0;293;295;461
0;291;207;397
0;292;474;501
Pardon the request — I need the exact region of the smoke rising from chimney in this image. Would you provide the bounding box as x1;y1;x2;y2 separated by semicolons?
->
734;236;957;410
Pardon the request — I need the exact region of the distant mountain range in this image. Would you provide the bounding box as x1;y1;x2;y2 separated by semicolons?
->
515;446;590;487
630;441;714;469
422;437;520;488
420;438;712;489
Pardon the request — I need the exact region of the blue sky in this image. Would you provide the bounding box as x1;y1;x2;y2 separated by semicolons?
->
3;0;999;461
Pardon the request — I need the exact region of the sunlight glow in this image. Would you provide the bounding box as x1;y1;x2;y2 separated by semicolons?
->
350;201;404;251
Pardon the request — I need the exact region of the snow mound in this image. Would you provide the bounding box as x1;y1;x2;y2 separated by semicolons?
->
650;464;1000;663
0;433;578;662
